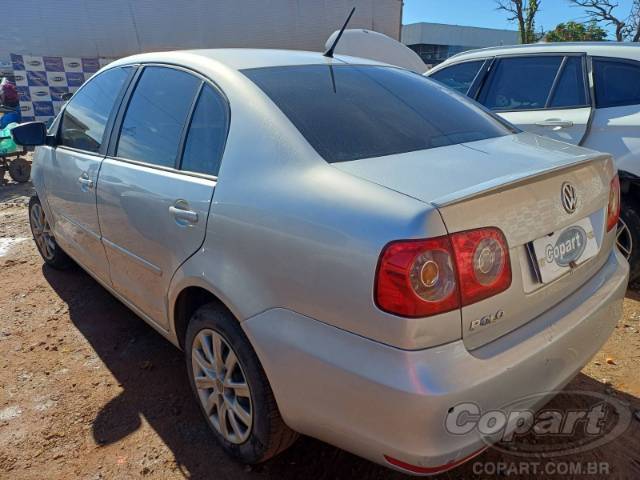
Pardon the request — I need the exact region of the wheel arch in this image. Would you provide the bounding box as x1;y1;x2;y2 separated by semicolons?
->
172;284;239;350
619;170;640;203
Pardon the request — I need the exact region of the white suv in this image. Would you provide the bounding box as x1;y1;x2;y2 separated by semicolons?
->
428;43;640;280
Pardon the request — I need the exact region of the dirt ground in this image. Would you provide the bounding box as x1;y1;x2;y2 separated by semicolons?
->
1;178;640;479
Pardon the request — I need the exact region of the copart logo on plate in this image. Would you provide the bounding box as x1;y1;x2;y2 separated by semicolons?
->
445;390;631;457
545;226;587;266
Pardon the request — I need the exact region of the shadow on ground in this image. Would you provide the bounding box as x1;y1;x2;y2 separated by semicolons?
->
0;180;34;204
42;265;640;479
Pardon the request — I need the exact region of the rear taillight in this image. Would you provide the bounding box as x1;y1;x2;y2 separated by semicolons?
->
375;236;459;318
450;227;511;306
375;228;511;317
607;174;621;232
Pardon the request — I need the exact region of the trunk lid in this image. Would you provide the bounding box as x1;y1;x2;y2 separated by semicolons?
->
334;133;615;349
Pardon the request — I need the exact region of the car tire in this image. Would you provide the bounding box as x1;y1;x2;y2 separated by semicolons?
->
28;196;73;269
185;303;298;464
618;201;640;282
9;157;31;183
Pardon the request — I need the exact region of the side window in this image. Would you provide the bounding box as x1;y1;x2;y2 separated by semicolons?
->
594;58;640;108
479;56;563;111
180;85;228;176
548;56;587;108
59;67;130;153
116;66;200;167
429;61;484;95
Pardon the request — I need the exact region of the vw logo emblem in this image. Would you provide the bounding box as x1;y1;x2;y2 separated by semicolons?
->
561;182;578;214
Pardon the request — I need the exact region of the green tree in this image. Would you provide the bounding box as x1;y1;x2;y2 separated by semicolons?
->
496;0;542;43
545;20;608;41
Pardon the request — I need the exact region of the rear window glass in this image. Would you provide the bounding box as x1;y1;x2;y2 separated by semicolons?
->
243;65;512;163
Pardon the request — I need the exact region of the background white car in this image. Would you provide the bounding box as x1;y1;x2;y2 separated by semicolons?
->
428;43;640;281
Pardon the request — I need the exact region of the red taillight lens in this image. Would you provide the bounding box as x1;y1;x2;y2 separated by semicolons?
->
375;236;459;317
607;174;621;232
375;228;511;317
450;227;512;306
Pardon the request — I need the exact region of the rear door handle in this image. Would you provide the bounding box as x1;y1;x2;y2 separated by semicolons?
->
78;173;94;189
535;119;574;128
169;205;198;224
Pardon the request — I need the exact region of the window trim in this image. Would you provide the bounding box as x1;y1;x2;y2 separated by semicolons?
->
55;65;136;157
476;52;591;113
592;55;640;109
106;62;231;180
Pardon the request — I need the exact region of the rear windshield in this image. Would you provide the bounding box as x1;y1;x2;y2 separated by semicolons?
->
243;64;513;163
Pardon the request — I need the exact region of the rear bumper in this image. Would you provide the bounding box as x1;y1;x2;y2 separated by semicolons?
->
242;248;628;474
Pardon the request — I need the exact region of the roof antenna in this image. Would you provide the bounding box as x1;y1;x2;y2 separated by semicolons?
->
323;7;356;58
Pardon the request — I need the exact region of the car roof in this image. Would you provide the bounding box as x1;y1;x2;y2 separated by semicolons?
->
438;42;640;66
107;48;389;71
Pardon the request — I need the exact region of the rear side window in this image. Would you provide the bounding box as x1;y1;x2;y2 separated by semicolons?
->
59;67;130;153
180;85;228;176
549;56;587;108
430;60;484;95
117;66;200;167
243;65;512;163
593;58;640;108
479;56;564;111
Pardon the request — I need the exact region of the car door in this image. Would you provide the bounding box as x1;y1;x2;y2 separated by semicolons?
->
476;54;592;145
96;65;229;329
582;56;640;174
44;66;133;282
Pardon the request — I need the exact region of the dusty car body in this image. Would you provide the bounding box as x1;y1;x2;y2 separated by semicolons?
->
15;49;628;475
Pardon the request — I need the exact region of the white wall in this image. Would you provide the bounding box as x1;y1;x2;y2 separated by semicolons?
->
402;22;520;48
2;0;402;60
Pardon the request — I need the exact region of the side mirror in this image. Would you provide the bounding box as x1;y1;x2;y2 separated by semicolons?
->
11;121;48;146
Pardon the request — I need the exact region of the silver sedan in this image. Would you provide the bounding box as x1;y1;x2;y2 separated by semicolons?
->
13;49;628;475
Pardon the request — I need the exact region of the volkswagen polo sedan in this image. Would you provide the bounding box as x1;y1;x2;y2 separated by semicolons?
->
13;49;628;475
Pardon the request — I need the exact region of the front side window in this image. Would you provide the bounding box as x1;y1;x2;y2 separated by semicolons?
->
180;85;228;176
243;65;512;163
59;67;130;153
479;56;565;111
594;58;640;108
430;60;484;95
117;66;200;167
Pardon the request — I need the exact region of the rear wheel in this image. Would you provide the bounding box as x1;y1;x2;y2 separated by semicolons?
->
618;201;640;282
8;157;30;183
28;196;72;269
185;303;298;463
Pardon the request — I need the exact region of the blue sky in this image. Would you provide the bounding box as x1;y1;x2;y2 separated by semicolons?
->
402;0;635;37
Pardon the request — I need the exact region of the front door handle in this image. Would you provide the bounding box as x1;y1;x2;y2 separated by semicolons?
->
169;204;198;224
535;119;574;129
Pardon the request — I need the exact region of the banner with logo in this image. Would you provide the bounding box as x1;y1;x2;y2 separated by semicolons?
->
9;54;111;122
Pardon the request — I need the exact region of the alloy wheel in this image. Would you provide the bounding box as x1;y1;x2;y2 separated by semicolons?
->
616;218;632;260
30;202;56;261
192;329;253;444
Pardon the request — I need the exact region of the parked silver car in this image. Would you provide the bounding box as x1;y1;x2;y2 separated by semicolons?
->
13;49;628;475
